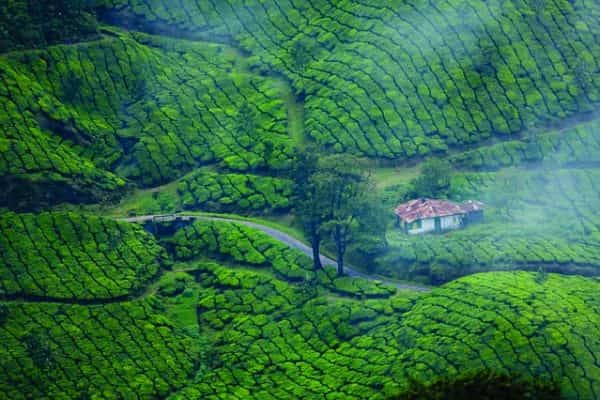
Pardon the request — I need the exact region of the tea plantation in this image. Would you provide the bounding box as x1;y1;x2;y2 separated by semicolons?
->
3;215;600;398
97;0;600;157
3;0;600;398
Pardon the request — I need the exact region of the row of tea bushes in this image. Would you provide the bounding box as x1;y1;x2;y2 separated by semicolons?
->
176;261;418;399
1;29;292;207
449;118;600;170
0;212;163;300
177;170;293;213
0;298;199;399
397;272;600;400
171;219;396;298
379;167;600;283
98;0;600;158
168;259;600;399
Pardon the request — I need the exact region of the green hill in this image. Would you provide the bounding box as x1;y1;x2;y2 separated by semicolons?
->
2;216;599;398
2;1;600;398
97;0;600;157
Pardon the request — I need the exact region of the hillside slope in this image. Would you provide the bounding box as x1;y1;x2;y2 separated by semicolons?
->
2;215;600;398
98;0;600;157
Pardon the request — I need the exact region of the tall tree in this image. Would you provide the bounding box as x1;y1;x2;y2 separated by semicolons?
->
317;155;373;275
293;151;382;275
291;146;326;270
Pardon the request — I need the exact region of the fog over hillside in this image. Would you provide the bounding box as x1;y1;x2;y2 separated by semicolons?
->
1;1;600;399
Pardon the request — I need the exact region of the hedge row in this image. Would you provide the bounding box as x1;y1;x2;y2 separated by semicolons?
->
177;170;293;213
174;261;418;399
168;261;600;399
1;29;292;206
397;272;600;400
449;118;600;170
378;167;600;283
172;219;396;298
0;298;200;399
98;0;600;158
0;212;163;300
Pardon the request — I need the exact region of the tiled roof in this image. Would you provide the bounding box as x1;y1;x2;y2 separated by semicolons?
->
394;198;483;223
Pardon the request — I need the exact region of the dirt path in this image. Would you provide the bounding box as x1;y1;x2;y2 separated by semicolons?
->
120;214;431;292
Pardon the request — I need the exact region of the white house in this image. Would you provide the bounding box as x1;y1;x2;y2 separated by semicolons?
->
394;198;483;235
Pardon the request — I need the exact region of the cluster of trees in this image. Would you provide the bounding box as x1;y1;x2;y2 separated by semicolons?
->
292;148;386;275
0;0;99;52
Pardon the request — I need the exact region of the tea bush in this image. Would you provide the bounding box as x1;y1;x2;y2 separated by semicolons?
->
0;212;163;300
178;170;293;213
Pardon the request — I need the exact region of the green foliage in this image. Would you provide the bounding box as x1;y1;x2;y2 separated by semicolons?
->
0;212;163;300
171;219;394;298
379;166;600;284
178;170;293;214
449;118;600;171
408;158;452;199
97;0;600;158
0;0;99;52
0;30;291;208
394;370;561;400
0;298;200;399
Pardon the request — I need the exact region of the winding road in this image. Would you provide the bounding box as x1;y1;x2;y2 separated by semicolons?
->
120;214;431;292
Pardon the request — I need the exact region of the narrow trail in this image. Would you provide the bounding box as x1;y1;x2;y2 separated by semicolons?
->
121;214;432;292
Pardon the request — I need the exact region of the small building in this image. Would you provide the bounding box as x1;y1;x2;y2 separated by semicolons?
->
394;198;484;235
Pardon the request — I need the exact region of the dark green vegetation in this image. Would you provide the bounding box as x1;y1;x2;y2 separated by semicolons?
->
3;0;600;398
0;1;99;52
96;0;600;158
3;215;600;398
1;29;291;209
377;150;600;283
178;170;293;214
0;211;163;300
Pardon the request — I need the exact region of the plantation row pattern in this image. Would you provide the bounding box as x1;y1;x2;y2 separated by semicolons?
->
168;262;600;399
177;170;293;214
1;30;292;208
379;167;600;283
2;212;600;398
172;219;396;298
449;118;600;170
99;0;600;158
0;299;200;399
0;212;163;300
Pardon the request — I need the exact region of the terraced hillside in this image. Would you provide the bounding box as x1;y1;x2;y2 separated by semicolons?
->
2;215;600;399
98;0;600;158
3;1;600;398
1;29;292;208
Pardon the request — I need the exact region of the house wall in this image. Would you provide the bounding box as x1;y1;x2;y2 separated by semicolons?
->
406;214;463;234
441;214;462;230
407;218;436;234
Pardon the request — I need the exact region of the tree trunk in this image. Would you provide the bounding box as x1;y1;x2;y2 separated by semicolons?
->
336;247;344;276
310;225;322;270
335;225;344;276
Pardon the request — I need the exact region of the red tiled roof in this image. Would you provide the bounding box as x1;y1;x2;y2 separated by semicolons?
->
394;198;483;223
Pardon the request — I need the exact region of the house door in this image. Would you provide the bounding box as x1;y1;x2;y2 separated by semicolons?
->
434;217;441;233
